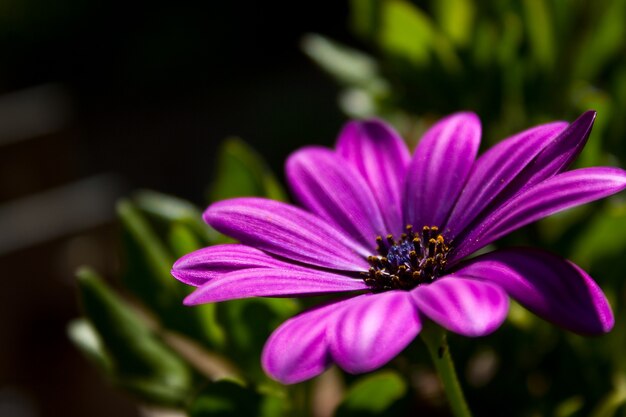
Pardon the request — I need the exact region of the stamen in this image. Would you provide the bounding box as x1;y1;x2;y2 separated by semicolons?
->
363;225;450;291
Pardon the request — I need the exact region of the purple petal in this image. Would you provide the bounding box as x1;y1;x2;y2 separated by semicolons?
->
172;244;306;286
455;248;614;335
445;121;567;238
262;298;354;384
328;291;421;374
411;277;509;336
336;119;410;233
404;112;481;230
521;111;596;188
184;268;368;304
204;197;370;271
286;147;386;250
454;167;626;261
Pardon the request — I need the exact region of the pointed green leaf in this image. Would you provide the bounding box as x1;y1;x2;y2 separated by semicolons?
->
209;137;287;203
76;267;193;406
301;34;389;94
335;370;407;417
67;318;113;372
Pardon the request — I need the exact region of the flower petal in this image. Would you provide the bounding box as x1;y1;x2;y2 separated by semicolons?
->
520;110;596;188
404;112;481;229
329;291;421;374
411;277;509;337
287;147;386;250
454;167;626;261
262;298;353;384
172;244;306;286
184;268;368;304
455;248;614;335
204;197;370;271
336;119;410;233
445;121;568;238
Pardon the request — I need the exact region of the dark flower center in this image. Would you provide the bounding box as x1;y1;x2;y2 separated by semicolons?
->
361;225;450;291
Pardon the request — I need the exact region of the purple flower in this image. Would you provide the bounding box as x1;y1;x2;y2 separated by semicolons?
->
172;111;626;384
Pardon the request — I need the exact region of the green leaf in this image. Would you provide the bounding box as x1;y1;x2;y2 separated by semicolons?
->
76;267;193;406
118;199;225;349
521;0;556;71
554;396;585;417
67;318;113;373
569;201;626;270
379;0;461;72
301;34;389;94
349;0;380;40
379;0;433;65
335;370;407;417
208;137;287;203
572;0;626;81
432;0;476;48
188;380;263;417
118;198;177;301
589;380;626;417
133;189;220;245
168;222;203;259
218;297;299;381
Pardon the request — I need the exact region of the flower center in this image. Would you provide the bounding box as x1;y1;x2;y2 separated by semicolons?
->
361;225;450;291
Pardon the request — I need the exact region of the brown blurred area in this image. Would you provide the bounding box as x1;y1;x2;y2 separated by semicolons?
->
0;2;349;416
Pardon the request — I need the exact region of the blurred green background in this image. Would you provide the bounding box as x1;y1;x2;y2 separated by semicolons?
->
3;1;626;416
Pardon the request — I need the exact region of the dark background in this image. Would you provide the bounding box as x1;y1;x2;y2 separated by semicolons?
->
0;2;351;416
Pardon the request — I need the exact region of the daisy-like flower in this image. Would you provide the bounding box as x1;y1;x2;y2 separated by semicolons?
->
172;111;626;384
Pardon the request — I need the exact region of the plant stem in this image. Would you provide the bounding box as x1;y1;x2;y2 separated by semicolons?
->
421;324;473;417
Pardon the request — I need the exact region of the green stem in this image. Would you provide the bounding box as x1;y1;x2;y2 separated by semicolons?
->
421;324;472;417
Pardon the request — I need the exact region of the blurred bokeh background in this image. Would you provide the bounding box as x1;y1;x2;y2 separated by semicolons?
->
0;2;350;416
3;1;626;416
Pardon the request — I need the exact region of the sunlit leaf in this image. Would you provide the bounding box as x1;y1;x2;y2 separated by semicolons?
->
67;318;113;372
301;34;389;96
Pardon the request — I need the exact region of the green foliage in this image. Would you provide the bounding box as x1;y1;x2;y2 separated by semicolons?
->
188;379;286;417
335;371;408;417
208;137;287;203
308;0;626;153
75;268;193;406
71;138;299;410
